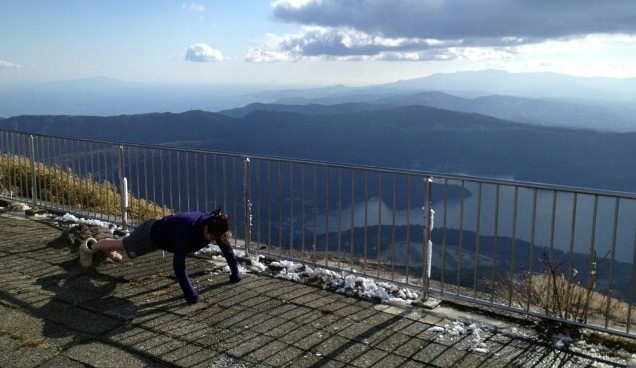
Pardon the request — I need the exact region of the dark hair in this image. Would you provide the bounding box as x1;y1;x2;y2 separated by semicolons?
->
206;213;228;236
203;208;230;246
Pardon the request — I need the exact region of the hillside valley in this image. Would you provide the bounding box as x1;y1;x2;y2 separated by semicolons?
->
1;103;635;193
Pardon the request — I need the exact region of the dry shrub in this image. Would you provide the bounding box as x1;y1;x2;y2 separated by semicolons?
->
499;251;632;328
0;153;170;220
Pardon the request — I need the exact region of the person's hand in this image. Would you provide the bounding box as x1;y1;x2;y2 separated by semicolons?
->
229;274;241;283
185;293;200;304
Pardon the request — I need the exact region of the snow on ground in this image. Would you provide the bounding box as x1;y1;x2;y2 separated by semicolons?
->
0;202;30;211
54;213;113;228
197;243;422;306
428;321;491;353
52;213;127;237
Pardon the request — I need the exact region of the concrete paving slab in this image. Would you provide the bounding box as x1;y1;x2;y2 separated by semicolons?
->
65;341;151;368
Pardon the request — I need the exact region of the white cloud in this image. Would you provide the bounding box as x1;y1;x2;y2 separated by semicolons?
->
185;43;223;62
182;2;206;12
271;0;313;9
260;0;636;62
0;60;21;69
272;0;636;41
246;26;508;62
245;46;292;62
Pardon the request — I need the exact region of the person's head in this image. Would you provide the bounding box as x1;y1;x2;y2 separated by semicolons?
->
204;210;229;242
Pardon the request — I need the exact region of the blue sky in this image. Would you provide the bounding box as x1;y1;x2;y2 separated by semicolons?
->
2;0;636;86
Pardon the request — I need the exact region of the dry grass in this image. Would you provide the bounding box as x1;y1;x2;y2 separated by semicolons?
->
498;251;635;331
521;274;630;324
0;153;170;220
20;337;48;349
3;331;51;350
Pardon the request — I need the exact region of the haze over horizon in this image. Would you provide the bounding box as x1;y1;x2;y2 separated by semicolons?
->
2;1;636;88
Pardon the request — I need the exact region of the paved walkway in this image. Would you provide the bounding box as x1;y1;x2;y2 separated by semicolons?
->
0;210;634;367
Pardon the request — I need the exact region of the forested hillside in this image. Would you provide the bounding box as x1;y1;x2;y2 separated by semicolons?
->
1;104;634;192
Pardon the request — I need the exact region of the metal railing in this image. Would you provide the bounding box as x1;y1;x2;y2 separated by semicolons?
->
2;129;636;337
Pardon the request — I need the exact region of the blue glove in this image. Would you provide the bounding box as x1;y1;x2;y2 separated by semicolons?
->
185;293;200;304
222;247;241;283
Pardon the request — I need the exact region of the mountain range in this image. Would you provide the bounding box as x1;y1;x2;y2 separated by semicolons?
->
2;70;635;192
2;102;635;192
2;70;635;132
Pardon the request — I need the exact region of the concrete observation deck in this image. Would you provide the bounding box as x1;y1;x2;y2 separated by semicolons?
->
0;209;634;367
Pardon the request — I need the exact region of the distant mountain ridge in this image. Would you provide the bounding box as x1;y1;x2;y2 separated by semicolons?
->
2;104;635;192
238;70;636;102
2;70;635;132
378;69;636;101
218;102;389;118
231;70;636;132
221;91;635;131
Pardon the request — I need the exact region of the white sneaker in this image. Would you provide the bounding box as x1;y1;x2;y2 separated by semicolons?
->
79;238;96;268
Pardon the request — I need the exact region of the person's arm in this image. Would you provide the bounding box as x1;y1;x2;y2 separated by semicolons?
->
216;235;241;282
173;241;199;303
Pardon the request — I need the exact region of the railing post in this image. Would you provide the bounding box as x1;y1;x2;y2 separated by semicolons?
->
422;177;433;301
117;146;128;229
243;157;252;256
28;135;37;209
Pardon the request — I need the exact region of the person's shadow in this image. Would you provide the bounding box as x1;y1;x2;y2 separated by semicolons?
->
30;224;233;347
33;258;138;347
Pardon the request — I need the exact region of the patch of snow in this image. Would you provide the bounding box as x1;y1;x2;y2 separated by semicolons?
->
54;213;116;229
49;213;130;240
195;243;221;255
263;258;421;306
472;346;489;354
427;320;492;353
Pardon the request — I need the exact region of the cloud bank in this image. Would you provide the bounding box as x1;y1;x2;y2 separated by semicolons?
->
248;0;636;61
185;43;223;62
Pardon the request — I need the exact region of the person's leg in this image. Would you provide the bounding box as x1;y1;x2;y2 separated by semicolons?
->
90;238;125;253
79;238;124;268
79;219;157;267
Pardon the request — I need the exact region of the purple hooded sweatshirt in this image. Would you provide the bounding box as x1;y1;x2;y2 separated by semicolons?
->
149;211;240;303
